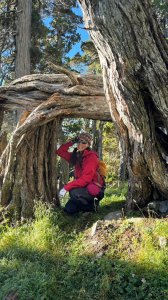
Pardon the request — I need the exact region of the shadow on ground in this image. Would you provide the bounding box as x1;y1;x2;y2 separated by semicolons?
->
0;243;167;300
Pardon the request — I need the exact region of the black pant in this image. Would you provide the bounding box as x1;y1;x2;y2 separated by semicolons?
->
64;188;95;214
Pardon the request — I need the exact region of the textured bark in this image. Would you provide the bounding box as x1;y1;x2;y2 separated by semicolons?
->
15;0;32;78
0;109;7;156
0;74;109;120
79;0;168;209
0;109;4;131
0;119;59;219
0;132;7;157
118;139;128;181
0;73;110;218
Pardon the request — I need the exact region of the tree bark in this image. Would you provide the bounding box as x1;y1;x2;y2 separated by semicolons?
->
79;0;168;209
0;109;7;157
15;0;32;122
0;74;109;117
0;119;59;219
0;73;110;218
15;0;32;78
0;109;4;132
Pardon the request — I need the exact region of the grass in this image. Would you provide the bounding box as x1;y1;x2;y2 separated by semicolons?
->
0;184;167;300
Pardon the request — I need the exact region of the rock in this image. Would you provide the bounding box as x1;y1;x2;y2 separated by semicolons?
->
96;251;104;258
127;217;144;224
159;201;168;213
104;211;122;221
90;220;102;236
158;236;167;248
4;291;18;300
148;200;168;213
91;240;99;246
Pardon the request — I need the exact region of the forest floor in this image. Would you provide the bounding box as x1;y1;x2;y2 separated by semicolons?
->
0;183;168;300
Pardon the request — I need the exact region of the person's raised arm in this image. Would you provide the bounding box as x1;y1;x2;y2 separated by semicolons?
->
56;137;79;162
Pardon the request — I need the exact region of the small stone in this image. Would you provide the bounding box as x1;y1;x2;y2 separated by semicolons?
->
96;251;104;258
158;236;167;248
104;211;122;221
91;240;98;246
91;221;101;236
127;217;144;224
141;278;146;284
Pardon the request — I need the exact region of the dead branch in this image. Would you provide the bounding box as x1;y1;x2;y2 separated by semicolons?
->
47;61;80;86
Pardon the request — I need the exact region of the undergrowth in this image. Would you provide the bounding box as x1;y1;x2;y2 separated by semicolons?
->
0;184;167;300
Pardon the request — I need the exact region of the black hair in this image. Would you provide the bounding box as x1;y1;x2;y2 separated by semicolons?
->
70;147;90;167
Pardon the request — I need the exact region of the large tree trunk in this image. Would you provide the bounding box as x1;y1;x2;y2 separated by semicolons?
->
0;73;111;218
79;0;168;209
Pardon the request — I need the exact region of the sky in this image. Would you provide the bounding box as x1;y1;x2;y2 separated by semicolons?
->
43;5;90;58
68;6;90;57
68;27;90;57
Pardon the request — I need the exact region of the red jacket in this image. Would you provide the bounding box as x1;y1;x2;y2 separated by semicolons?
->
56;141;103;191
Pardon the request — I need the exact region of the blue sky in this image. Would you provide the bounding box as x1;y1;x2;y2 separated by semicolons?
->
69;6;90;57
68;27;90;57
43;5;90;58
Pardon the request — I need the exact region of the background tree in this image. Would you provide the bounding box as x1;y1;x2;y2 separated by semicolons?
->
70;40;101;73
31;0;82;72
0;0;83;141
0;0;17;85
153;0;168;38
79;0;168;209
0;0;83;82
15;0;32;78
30;0;49;73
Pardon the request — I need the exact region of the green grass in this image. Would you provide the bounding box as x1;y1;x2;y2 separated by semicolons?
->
0;185;167;300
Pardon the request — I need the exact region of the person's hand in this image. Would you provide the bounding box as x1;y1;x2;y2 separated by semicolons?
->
59;188;67;198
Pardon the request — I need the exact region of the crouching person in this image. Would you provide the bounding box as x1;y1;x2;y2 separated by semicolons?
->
56;132;105;215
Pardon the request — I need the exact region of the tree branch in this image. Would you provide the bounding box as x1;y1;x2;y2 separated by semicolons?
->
47;61;80;86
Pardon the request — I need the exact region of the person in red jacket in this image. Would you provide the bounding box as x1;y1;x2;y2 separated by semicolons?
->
56;132;104;214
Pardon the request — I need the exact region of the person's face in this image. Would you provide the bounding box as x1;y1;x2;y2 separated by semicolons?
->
77;140;89;152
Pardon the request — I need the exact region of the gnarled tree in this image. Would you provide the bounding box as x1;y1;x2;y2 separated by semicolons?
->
0;72;110;218
79;0;168;209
